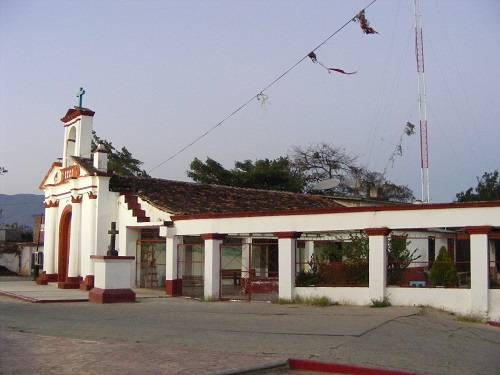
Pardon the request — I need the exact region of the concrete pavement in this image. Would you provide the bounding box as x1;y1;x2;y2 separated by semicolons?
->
1;284;499;374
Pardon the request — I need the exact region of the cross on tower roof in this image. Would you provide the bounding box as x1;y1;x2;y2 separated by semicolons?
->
76;87;85;108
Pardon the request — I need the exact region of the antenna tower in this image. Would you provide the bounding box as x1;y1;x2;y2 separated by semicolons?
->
414;0;430;202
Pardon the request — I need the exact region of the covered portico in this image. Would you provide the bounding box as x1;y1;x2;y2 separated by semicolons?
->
160;201;500;319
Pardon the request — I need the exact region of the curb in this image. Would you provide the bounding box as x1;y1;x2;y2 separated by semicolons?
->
288;358;419;374
0;290;88;303
210;360;288;375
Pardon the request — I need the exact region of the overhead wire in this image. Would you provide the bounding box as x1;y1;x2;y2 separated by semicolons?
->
148;0;379;173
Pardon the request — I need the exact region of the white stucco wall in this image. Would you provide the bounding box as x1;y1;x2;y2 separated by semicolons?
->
137;197;171;223
295;287;371;305
488;290;500;322
173;206;500;235
387;287;471;315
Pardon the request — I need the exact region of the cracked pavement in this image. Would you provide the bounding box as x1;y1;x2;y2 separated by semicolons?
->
1;295;499;374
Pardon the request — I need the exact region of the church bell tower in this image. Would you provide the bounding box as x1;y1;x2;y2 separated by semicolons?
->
60;87;95;167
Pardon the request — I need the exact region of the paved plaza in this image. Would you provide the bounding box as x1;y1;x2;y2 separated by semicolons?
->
0;280;499;374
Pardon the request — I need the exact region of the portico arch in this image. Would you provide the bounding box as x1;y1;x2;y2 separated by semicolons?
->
58;205;72;284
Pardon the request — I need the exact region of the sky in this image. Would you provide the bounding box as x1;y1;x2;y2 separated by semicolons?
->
1;0;499;202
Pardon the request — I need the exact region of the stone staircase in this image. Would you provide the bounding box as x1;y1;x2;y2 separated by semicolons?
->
124;194;150;223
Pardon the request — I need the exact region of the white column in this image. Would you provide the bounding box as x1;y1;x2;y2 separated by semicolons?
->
469;227;491;316
86;194;97;275
277;232;299;300
42;202;58;275
304;240;315;272
67;197;82;278
241;237;251;278
367;228;389;301
203;234;225;299
165;235;183;296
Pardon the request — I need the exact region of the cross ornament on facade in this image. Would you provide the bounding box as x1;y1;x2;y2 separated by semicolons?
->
76;87;85;108
107;222;119;256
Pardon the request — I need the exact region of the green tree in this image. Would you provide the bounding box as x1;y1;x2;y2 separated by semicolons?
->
429;246;458;287
456;170;500;202
187;157;233;186
188;157;304;192
387;236;420;285
91;131;149;177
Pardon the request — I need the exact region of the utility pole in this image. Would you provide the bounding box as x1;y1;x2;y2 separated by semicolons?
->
414;0;430;202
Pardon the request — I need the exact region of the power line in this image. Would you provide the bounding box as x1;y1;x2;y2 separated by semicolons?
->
148;0;378;173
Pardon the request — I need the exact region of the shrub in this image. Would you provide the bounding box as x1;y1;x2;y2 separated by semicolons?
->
370;297;391;307
456;314;485;324
429;246;458;287
295;270;319;287
272;296;335;307
387;236;421;285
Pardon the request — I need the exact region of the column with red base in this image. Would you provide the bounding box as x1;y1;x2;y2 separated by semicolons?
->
38;200;59;284
89;256;136;303
165;235;183;296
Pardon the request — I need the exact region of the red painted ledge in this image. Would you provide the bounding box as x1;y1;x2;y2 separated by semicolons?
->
200;233;226;240
488;321;500;328
365;227;391;236
288;358;419;375
465;226;492;235
274;231;302;239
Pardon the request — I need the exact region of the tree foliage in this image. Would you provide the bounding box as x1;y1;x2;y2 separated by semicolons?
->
188;157;304;192
429;246;458;287
456;170;500;202
387;236;420;285
187;143;414;202
290;144;414;202
91;131;149;178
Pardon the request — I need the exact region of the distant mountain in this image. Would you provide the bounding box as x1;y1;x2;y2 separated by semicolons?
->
0;194;44;228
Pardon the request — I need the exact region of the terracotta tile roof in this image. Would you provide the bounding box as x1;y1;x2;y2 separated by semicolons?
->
109;175;343;215
61;107;95;123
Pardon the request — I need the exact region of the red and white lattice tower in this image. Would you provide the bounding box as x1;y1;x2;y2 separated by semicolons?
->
414;0;430;202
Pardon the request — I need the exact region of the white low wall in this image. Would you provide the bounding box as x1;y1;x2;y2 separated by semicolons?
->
387;287;471;315
295;287;370;305
489;289;500;322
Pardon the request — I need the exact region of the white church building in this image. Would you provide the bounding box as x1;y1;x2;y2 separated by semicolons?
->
38;105;500;321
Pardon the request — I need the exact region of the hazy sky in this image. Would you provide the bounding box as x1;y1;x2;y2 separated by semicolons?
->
1;0;499;202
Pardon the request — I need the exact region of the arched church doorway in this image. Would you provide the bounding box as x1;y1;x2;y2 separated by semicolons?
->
58;205;72;283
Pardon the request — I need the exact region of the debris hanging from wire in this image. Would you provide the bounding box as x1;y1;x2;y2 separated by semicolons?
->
308;51;357;75
148;0;378;173
383;122;416;175
256;92;269;109
354;10;378;34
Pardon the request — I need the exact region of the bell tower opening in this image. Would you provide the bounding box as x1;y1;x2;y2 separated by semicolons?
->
60;94;95;167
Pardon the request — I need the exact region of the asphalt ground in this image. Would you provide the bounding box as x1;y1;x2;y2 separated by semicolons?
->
1;292;499;374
